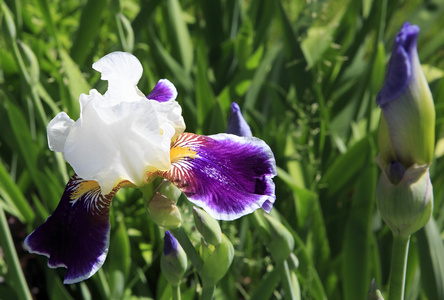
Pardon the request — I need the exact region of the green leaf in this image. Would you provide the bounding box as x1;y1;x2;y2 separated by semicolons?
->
0;161;34;223
162;0;194;73
342;164;375;300
108;218;131;299
416;217;444;300
321;136;373;197
70;0;108;65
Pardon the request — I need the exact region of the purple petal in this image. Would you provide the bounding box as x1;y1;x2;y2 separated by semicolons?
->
377;22;419;106
158;133;277;221
24;175;119;284
146;79;178;102
226;102;252;137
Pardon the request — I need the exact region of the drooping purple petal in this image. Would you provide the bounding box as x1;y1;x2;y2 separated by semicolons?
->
24;175;121;284
146;79;178;102
377;22;419;106
157;133;277;221
226;102;252;137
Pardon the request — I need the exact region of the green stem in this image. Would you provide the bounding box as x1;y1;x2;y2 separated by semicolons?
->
280;260;297;300
388;235;411;300
171;227;203;271
201;285;215;300
172;284;181;300
249;264;281;300
0;206;32;300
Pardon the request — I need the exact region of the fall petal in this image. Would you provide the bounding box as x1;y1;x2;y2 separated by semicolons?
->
157;133;277;220
24;175;123;284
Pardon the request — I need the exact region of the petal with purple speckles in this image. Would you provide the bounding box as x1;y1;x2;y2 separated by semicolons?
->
157;133;277;221
147;79;178;102
24;175;124;284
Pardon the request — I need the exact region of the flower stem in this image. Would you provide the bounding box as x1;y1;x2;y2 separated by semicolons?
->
171;227;203;271
172;284;181;300
388;235;411;300
280;260;298;299
0;206;32;300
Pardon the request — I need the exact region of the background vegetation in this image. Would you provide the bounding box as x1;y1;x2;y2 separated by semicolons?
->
1;0;444;299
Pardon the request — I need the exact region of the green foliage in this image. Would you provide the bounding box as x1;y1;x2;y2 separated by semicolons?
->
1;0;444;299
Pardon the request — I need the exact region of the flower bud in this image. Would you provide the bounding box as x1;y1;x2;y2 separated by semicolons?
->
192;207;221;246
264;214;295;263
199;234;234;287
375;163;433;237
161;231;187;286
376;22;435;169
367;279;384;300
147;192;182;229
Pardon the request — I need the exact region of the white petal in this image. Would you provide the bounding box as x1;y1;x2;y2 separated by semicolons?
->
47;112;75;152
151;100;186;140
92;52;144;105
48;52;186;194
64;94;176;194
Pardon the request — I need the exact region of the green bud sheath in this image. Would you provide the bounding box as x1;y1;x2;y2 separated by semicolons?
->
200;234;234;287
376;164;433;237
147;192;182;229
264;214;295;263
193;207;222;246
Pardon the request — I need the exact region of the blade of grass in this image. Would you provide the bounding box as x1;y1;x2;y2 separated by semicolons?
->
0;206;32;300
416;217;444;300
0;161;34;223
341;163;375;300
162;0;193;73
70;0;107;65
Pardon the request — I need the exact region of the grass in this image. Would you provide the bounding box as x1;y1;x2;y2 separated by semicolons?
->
1;0;444;299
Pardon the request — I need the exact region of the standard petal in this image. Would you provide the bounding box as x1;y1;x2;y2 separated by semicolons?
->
62;92;175;194
92;52;144;105
24;175;124;284
156;133;277;221
147;79;178;102
226;102;252;137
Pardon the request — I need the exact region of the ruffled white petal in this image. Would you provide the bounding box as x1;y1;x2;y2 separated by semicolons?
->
48;52;185;194
92;52;144;106
47;112;76;152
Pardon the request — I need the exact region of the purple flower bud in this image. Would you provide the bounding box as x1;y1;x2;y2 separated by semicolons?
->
163;231;179;256
161;231;187;286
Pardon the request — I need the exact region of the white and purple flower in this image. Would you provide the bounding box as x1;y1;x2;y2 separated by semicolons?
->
24;52;277;284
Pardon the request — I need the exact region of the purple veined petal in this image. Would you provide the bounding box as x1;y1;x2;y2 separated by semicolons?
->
157;133;277;221
377;22;419;106
24;175;125;284
146;79;178;102
226;102;252;137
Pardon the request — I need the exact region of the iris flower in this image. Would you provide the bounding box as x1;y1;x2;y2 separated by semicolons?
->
24;52;277;284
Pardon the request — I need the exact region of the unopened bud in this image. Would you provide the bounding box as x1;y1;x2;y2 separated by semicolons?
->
161;231;187;286
147;192;182;229
264;214;295;263
200;234;234;287
367;279;384;300
193;207;221;246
